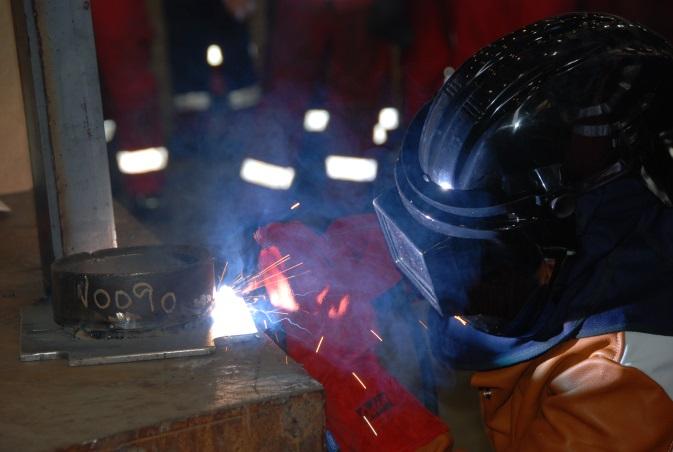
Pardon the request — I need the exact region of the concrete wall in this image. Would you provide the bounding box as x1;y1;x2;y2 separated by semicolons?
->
0;0;32;195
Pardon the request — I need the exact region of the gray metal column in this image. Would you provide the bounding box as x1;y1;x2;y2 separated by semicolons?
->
12;0;116;265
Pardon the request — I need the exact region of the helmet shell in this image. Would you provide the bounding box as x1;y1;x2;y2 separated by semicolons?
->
397;12;673;246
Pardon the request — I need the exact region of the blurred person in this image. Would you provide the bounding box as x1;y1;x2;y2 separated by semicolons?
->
402;0;577;120
92;0;168;210
247;0;402;224
163;0;259;158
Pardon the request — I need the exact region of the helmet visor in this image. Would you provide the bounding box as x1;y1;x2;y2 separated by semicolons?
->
374;187;543;327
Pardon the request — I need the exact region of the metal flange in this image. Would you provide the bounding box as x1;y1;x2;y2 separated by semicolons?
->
51;245;215;333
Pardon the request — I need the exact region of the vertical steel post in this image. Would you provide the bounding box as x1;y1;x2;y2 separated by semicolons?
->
12;0;116;269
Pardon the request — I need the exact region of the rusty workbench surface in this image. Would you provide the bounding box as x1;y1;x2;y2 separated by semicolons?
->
0;191;325;451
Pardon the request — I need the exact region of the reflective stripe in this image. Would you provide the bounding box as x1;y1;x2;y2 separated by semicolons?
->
620;331;673;400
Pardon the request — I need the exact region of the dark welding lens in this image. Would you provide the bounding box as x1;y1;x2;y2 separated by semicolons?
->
374;188;443;313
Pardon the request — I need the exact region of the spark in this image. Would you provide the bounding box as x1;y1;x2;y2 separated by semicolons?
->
251;254;290;279
285;355;289;365
237;254;291;290
315;336;325;354
210;249;311;338
363;416;378;436
370;329;383;342
290;202;300;210
454;315;468;326
242;270;310;301
418;319;429;330
236;255;307;295
352;372;367;390
253;254;291;279
243;262;304;292
218;261;229;288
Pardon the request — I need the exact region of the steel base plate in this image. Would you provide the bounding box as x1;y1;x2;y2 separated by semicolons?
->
20;302;218;366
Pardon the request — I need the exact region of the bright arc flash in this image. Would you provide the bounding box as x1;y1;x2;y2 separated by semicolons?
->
372;123;387;145
116;147;169;175
325;155;378;182
210;285;258;338
240;158;295;190
304;109;330;132
438;180;453;191
378;107;399;131
207;44;224;67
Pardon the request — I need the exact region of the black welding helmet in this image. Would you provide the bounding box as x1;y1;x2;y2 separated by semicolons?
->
374;13;673;327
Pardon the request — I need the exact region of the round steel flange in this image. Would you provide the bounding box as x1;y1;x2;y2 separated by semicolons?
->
51;245;215;333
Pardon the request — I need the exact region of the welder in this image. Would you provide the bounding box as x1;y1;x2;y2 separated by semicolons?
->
374;12;673;450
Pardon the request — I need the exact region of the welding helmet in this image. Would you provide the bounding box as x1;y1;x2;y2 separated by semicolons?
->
374;13;673;329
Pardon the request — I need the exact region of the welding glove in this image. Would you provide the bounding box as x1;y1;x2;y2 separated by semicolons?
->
256;214;452;451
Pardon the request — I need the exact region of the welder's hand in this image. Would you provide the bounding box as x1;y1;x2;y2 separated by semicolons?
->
256;219;384;364
255;214;404;365
290;334;453;452
256;215;453;451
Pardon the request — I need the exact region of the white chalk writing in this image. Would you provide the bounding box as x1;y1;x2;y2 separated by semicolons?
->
77;276;89;308
74;281;179;314
115;290;133;309
93;288;111;309
160;292;176;313
133;282;155;312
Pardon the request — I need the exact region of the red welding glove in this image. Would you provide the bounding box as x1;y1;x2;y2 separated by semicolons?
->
256;214;453;451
